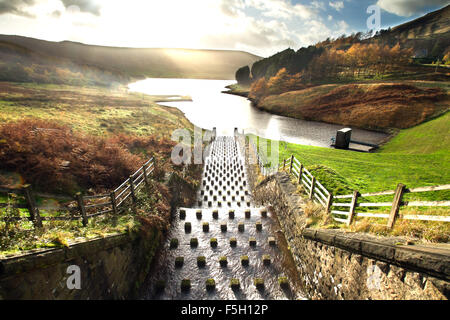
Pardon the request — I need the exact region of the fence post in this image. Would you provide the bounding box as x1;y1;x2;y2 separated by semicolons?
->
387;183;406;229
298;164;303;184
326;193;333;213
347;190;359;226
110;191;118;215
142;164;150;188
289;155;294;174
309;176;316;199
283;158;286;170
75;192;88;226
22;185;42;228
129;176;138;214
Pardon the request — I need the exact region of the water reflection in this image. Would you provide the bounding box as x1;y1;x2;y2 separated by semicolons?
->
128;78;389;147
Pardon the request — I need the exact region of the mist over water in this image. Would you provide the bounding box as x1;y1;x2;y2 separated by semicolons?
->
128;78;389;147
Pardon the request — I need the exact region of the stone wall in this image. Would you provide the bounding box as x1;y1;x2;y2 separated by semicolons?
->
0;228;161;300
253;172;450;300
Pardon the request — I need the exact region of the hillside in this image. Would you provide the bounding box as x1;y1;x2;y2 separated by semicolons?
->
379;4;450;41
0;35;261;81
228;5;450;131
369;4;450;59
256;82;449;130
244;5;450;81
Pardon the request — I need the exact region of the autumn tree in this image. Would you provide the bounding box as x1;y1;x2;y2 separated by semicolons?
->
443;47;450;65
248;77;268;102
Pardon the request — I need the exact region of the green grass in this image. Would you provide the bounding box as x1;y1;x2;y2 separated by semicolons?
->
267;111;450;199
0;82;193;138
0;180;176;256
252;112;449;242
0;209;139;258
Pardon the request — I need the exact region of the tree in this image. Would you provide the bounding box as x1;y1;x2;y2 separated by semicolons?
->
248;78;268;102
443;48;450;65
431;39;445;59
235;65;251;85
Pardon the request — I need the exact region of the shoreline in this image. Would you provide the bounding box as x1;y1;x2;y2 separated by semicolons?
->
224;83;448;137
223;86;393;136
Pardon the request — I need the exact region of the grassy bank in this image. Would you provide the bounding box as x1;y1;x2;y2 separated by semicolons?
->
273;111;449;196
0;81;203;255
252;111;449;241
0;82;193;137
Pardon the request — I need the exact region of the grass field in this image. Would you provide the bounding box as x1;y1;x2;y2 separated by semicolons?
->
251;111;449;241
272;111;450;197
0;82;193;137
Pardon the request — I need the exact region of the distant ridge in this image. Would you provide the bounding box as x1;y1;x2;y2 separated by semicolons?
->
388;4;450;39
0;34;261;80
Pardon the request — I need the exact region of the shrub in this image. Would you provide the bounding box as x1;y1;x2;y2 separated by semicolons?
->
0;119;177;194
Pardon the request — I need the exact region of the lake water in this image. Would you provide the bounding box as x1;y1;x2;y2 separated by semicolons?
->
128;78;388;147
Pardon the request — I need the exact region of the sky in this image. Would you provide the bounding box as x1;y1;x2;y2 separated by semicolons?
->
0;0;448;57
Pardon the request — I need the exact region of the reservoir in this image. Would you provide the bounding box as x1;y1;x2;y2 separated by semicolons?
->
128;78;389;147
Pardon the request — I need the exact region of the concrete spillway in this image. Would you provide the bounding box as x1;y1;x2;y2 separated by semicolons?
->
142;136;305;300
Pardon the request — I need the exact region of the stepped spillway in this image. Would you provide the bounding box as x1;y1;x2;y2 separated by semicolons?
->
143;136;304;300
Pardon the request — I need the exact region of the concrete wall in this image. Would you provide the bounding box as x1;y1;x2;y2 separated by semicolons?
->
253;172;450;300
0;228;161;300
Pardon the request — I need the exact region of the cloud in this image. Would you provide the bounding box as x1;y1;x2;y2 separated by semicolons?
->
247;0;314;20
201;16;297;56
61;0;101;16
311;1;326;11
51;10;61;18
0;0;36;18
329;1;344;11
376;0;449;17
220;0;245;17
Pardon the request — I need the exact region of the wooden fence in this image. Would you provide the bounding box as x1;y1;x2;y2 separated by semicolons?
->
279;154;450;229
279;155;333;211
331;184;450;227
0;157;155;228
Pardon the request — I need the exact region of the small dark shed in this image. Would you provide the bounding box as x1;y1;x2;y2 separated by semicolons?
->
335;128;352;149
